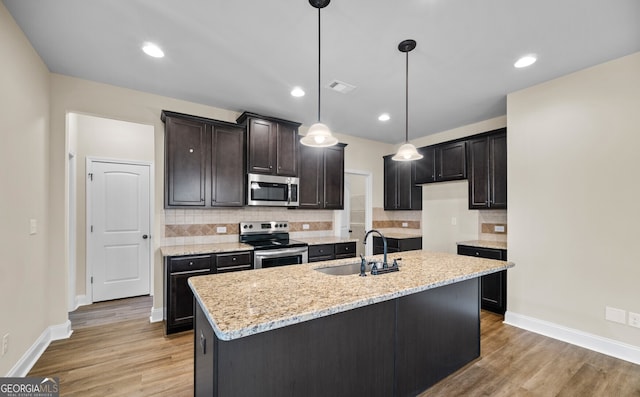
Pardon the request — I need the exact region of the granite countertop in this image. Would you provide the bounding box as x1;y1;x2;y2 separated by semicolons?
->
297;236;359;245
189;250;514;341
160;242;254;257
457;240;507;250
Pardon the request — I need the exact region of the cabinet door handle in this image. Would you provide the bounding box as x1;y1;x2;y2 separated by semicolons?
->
200;330;207;355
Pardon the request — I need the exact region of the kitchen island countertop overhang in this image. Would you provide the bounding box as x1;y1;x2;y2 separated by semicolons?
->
188;249;514;341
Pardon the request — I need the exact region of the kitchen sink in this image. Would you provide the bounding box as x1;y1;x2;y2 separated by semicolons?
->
314;262;374;276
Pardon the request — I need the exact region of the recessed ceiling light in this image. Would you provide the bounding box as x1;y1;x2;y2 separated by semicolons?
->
291;87;305;97
514;54;536;68
142;42;164;58
378;113;390;121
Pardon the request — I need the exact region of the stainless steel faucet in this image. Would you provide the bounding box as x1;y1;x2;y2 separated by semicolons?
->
363;229;388;268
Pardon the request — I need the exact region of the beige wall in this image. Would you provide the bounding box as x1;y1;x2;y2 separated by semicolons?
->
507;52;640;348
70;113;155;296
0;3;52;375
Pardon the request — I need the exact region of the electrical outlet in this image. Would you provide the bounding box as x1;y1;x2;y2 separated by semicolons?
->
629;312;640;328
302;224;310;230
2;333;8;356
494;225;505;233
402;222;408;228
451;217;457;226
605;306;626;324
216;226;227;234
29;218;37;235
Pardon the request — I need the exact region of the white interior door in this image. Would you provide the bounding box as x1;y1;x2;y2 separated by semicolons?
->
89;160;151;302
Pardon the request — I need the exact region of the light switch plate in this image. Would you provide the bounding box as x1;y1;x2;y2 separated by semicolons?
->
216;226;227;234
629;312;640;328
402;222;408;228
29;219;37;235
302;224;310;230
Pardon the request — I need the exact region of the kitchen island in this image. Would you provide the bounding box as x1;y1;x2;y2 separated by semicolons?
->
189;250;514;397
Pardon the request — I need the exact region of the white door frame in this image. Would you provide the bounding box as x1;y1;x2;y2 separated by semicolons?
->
344;169;373;257
85;156;154;303
68;152;77;311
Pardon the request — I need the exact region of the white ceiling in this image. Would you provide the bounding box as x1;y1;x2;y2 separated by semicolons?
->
4;0;640;143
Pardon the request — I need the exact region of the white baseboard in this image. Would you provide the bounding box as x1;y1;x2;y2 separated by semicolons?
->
70;294;92;311
149;306;164;323
7;320;73;377
504;311;640;365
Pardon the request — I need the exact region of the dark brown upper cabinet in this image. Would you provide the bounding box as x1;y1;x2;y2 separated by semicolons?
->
415;140;467;184
236;112;301;177
383;155;422;210
162;110;245;208
299;143;346;209
467;128;507;209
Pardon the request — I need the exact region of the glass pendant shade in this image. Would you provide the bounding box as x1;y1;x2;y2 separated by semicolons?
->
300;122;339;147
392;143;423;161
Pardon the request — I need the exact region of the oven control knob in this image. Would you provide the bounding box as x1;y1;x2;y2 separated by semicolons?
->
283;223;287;228
249;225;253;229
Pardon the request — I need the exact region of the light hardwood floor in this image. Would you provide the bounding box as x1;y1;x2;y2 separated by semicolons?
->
29;297;640;396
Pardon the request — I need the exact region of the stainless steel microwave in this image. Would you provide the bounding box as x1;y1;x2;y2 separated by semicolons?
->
247;173;299;207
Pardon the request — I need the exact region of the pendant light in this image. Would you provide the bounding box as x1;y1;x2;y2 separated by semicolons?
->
392;39;423;161
300;0;338;147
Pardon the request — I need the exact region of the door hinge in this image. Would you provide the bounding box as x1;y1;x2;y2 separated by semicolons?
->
91;276;93;284
88;173;93;181
90;225;93;232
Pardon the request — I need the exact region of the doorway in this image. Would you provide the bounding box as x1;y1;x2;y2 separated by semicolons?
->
343;170;373;257
68;112;155;306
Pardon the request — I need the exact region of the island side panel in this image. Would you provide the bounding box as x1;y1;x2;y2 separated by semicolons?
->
210;300;396;397
395;278;481;396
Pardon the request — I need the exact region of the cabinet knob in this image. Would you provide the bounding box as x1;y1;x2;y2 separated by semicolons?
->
345;247;349;251
232;257;237;261
269;165;273;169
189;261;194;265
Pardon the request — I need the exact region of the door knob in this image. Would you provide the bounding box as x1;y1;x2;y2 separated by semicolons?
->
142;234;149;239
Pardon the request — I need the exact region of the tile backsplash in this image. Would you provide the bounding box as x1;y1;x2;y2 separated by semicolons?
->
161;208;335;246
478;210;507;242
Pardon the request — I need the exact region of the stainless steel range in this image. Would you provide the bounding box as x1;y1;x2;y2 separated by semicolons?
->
240;221;308;269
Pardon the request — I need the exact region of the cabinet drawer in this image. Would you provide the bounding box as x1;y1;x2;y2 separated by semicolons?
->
335;242;356;257
216;251;252;268
374;236;399;250
457;245;505;260
168;255;213;273
309;244;335;258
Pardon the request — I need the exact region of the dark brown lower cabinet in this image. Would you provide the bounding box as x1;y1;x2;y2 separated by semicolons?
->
457;245;507;314
165;255;213;334
373;236;422;255
165;251;252;334
308;242;356;262
193;278;480;396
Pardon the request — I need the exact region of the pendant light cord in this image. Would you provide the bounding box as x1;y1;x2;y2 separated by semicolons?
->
405;50;409;144
317;6;322;123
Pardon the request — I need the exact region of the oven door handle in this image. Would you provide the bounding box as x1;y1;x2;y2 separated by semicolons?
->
254;247;308;258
